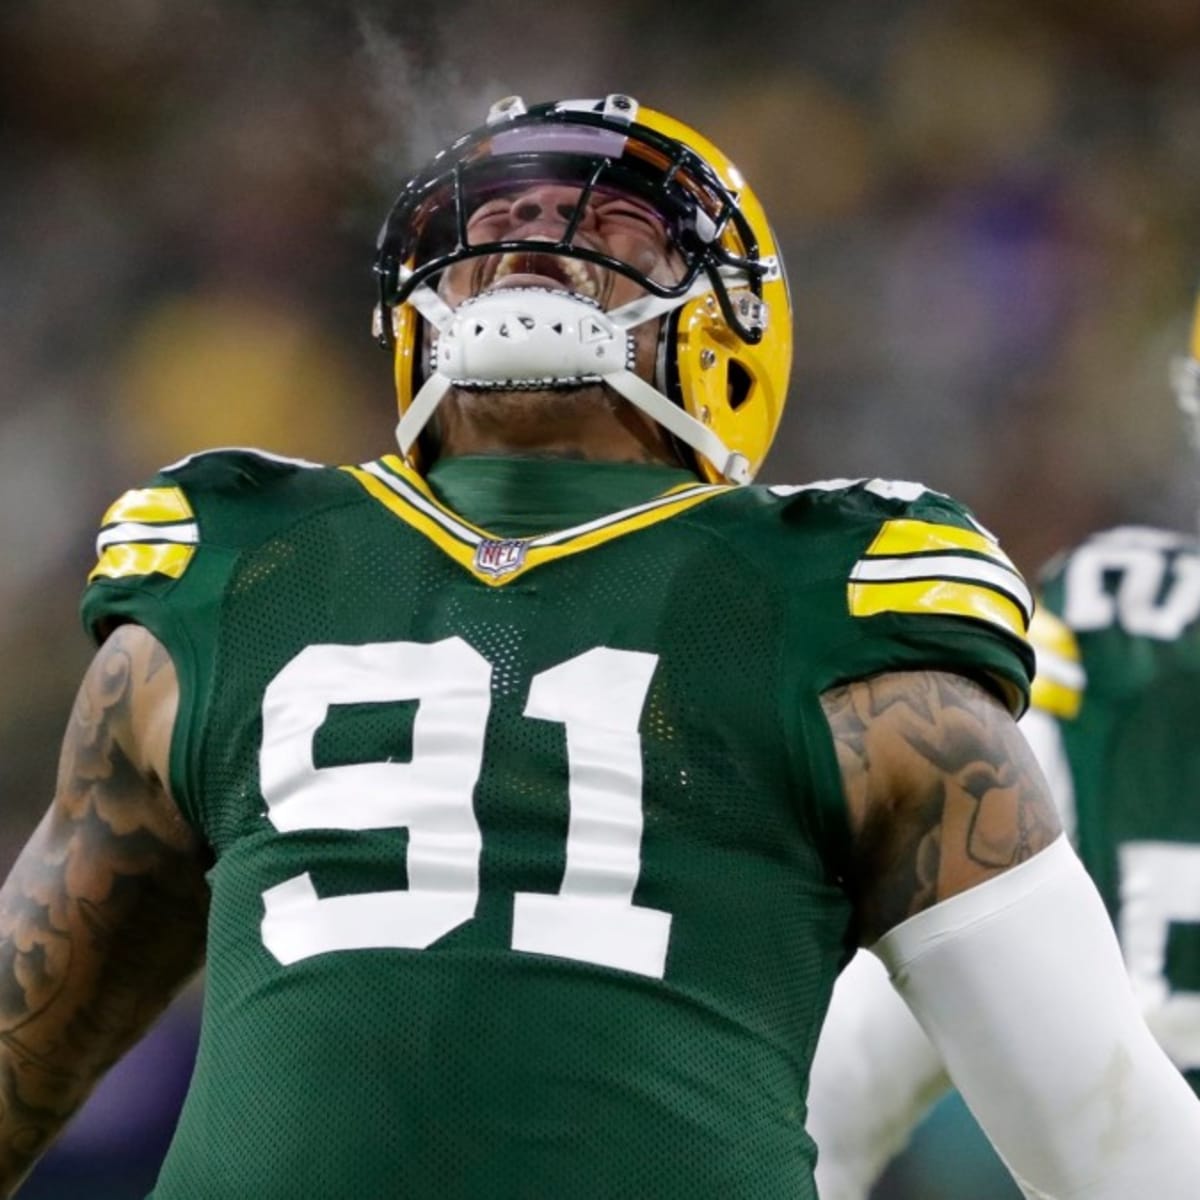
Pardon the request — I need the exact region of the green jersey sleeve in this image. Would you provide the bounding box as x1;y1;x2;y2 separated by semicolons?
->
80;448;330;640
79;448;338;828
773;478;1035;715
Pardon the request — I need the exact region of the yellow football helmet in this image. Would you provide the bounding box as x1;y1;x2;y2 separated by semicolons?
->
1173;284;1200;449
372;94;792;483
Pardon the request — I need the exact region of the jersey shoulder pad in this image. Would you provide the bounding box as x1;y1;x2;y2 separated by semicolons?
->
86;446;332;588
768;475;953;513
769;475;1001;540
158;445;328;488
770;476;1030;642
766;477;1033;714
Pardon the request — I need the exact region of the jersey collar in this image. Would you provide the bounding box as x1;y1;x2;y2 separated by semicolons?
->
342;454;731;586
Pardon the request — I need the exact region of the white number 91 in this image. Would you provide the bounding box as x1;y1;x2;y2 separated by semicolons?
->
258;638;672;979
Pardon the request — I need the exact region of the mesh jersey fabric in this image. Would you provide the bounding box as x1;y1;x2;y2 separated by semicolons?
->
81;450;1032;1200
1036;525;1200;1097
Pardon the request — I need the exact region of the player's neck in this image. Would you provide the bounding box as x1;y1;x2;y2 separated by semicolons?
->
433;385;680;467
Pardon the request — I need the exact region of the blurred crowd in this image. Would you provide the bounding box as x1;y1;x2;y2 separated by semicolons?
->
2;1;1199;1195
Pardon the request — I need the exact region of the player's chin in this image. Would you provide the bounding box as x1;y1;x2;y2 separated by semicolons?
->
451;381;615;411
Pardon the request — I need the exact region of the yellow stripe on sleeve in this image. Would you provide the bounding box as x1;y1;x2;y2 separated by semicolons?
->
1027;607;1084;718
865;519;1015;570
88;542;195;583
1030;674;1083;720
848;578;1027;637
1027;606;1080;663
101;486;194;528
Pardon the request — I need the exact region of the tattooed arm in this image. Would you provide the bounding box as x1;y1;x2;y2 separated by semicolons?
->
820;669;1060;944
0;624;209;1195
813;670;1200;1198
807;670;1057;1198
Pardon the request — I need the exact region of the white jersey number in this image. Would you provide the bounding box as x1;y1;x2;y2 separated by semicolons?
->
1065;540;1200;640
1118;841;1200;1071
259;638;671;978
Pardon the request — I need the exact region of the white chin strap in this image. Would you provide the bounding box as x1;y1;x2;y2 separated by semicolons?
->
395;278;752;484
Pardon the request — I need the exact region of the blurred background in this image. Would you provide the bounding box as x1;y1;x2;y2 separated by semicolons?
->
3;0;1200;1195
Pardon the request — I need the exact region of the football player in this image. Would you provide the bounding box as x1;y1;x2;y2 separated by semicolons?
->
0;96;1197;1200
808;289;1200;1198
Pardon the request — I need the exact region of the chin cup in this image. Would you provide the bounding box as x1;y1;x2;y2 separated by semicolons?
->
434;288;635;389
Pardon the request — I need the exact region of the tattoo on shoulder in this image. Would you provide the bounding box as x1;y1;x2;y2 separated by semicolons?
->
821;671;1061;944
0;626;208;1185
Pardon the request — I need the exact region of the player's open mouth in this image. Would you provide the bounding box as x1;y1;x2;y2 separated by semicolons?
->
478;247;604;301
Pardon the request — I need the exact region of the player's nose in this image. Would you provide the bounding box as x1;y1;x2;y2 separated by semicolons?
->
508;185;595;231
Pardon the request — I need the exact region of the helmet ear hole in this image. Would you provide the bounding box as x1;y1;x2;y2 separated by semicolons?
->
727;361;753;412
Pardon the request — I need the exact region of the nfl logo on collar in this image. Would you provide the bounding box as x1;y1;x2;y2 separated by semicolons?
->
473;538;528;579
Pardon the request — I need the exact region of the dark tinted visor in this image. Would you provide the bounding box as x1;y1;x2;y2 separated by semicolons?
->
400;122;741;277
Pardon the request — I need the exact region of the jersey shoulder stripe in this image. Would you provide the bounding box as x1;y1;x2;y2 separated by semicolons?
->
89;485;199;583
1027;606;1085;718
764;477;1030;638
85;448;340;589
761;477;1033;713
848;517;1031;638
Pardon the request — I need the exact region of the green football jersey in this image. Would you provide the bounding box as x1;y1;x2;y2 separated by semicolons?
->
1033;525;1200;1096
81;450;1032;1200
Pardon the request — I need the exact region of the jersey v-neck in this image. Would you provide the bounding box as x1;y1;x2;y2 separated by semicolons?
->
341;454;730;586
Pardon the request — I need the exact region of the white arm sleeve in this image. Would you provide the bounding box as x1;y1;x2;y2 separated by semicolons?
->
808;950;950;1200
874;836;1200;1199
